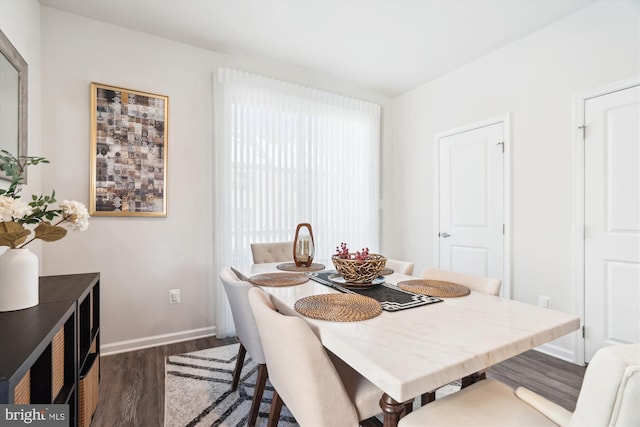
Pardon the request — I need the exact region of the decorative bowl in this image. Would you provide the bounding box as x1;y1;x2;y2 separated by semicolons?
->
331;253;387;284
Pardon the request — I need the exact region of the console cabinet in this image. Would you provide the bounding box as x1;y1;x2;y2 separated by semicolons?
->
0;273;100;427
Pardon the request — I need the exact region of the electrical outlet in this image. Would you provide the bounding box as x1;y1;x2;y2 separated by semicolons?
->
538;295;550;309
169;289;181;304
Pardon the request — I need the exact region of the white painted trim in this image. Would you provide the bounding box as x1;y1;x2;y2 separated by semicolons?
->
571;75;640;366
503;114;512;300
432;113;512;299
572;87;587;367
535;342;578;364
100;326;217;355
432;139;440;269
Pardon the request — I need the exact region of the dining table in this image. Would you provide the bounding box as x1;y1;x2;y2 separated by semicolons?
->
239;262;581;427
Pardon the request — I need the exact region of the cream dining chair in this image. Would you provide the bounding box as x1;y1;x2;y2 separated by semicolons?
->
385;259;415;276
399;343;640;426
419;267;502;404
219;267;267;427
250;241;294;264
419;267;501;296
247;287;384;427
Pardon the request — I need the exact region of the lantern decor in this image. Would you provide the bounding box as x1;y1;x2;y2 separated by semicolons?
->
293;223;315;267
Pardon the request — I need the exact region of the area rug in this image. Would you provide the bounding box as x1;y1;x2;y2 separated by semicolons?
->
165;343;460;427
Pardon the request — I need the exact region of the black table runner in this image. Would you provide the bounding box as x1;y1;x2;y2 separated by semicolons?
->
309;271;442;312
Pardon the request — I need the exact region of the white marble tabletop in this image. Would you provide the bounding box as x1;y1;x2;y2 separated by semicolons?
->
242;262;580;423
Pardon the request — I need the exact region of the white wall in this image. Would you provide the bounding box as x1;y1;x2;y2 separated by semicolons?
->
0;0;43;260
387;0;639;360
38;6;391;353
6;0;636;359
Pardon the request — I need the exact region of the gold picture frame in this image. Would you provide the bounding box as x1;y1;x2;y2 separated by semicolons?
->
90;83;168;217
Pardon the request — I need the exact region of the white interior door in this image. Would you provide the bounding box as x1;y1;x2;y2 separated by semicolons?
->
584;85;640;362
438;122;504;289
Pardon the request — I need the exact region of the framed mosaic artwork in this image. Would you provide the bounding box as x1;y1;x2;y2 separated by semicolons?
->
89;83;168;217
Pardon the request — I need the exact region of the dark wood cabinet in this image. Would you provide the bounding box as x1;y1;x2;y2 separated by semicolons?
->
0;273;100;427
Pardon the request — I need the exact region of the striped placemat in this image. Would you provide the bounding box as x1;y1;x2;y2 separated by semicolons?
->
309;271;442;312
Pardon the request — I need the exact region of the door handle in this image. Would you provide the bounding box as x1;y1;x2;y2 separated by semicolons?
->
439;232;451;238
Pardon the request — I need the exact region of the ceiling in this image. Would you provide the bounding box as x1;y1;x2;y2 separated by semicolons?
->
38;0;595;97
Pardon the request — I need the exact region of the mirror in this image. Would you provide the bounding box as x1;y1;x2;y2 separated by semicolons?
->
0;29;28;182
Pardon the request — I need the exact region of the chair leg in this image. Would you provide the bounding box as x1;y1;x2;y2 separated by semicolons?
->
267;389;284;427
248;364;268;427
421;391;435;406
231;343;246;391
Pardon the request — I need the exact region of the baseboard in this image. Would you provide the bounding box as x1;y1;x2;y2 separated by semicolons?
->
534;342;577;364
101;326;217;355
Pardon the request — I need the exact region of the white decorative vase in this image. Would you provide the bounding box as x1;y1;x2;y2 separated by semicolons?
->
0;248;39;312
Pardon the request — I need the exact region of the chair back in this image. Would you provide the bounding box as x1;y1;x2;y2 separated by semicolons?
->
248;287;360;426
386;259;415;275
420;267;501;296
219;267;265;364
250;241;294;263
569;343;640;427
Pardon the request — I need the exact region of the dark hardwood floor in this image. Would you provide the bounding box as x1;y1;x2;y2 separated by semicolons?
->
92;336;237;427
92;337;586;426
487;349;586;412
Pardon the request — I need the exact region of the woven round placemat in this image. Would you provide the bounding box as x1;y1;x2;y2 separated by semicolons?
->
294;294;382;322
397;279;470;298
380;267;394;275
276;262;326;272
248;272;309;287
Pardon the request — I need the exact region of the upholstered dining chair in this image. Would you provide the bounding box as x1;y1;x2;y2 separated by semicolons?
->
247;287;384;427
250;241;294;264
419;267;501;296
219;267;267;427
385;259;415;275
399;343;640;426
419;267;502;404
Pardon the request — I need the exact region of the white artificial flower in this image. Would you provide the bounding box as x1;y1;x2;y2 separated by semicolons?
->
0;195;33;222
60;200;90;231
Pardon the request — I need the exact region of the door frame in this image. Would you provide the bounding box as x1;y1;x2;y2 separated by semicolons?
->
572;75;640;366
432;113;511;298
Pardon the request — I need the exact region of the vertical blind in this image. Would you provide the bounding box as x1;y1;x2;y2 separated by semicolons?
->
213;68;381;337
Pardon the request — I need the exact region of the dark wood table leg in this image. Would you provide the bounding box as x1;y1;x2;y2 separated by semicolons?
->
380;393;405;427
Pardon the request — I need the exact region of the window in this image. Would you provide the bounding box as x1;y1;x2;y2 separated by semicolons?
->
214;68;381;335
